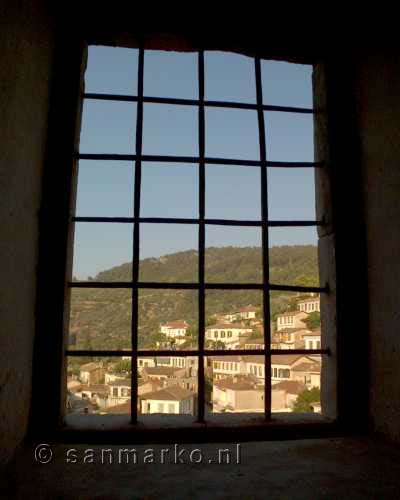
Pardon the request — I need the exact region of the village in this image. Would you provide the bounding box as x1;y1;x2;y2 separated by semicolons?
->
67;295;321;416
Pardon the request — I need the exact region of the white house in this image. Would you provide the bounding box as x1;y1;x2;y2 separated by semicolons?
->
243;338;265;350
302;330;321;350
140;386;195;415
160;320;189;338
236;305;258;320
211;354;319;385
276;311;308;331
212;374;290;413
272;328;310;349
222;305;258;322
76;384;109;410
107;378;131;407
205;323;252;348
104;372;128;384
79;362;104;385
297;296;320;313
291;362;321;388
142;365;187;382
155;356;198;375
212;375;264;412
272;380;307;411
137;357;156;372
271;355;317;384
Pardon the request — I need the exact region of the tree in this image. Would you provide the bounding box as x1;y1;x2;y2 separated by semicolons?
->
292;387;320;413
214;340;226;350
113;359;131;374
206;316;217;327
305;311;321;330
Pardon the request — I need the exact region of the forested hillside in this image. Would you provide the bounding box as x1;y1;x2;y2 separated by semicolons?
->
69;245;318;351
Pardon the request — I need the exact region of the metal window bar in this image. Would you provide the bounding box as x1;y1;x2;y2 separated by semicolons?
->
67;349;330;358
130;47;144;423
68;281;327;294
72;217;325;227
76;152;323;168
83;92;317;115
254;56;271;420
197;50;206;423
68;49;329;425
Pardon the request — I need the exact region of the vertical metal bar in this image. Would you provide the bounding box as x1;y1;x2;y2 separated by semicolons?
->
255;57;272;420
197;50;206;423
131;47;144;423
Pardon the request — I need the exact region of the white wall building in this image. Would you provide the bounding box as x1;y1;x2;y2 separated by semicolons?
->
160;320;189;338
140;386;195;415
107;378;131;407
297;296;320;313
276;311;308;331
303;330;321;350
205;323;252;348
211;354;320;385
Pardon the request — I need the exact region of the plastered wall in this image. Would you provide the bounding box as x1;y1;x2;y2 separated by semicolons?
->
0;1;55;463
356;51;400;441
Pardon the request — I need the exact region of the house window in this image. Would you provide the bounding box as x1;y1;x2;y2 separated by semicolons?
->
64;45;331;427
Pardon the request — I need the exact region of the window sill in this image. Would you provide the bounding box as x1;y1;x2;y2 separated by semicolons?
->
57;413;342;444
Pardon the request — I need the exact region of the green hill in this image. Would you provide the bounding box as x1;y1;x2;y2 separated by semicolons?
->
69;245;318;352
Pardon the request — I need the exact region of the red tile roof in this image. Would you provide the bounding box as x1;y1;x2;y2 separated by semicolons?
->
214;375;262;391
206;323;252;330
161;320;188;329
277;310;307;318
272;380;306;395
140;386;194;401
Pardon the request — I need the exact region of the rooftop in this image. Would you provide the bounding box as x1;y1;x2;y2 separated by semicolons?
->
144;366;184;377
273;380;307;395
107;378;131;387
161;320;188;329
140;386;194;401
297;297;320;303
214;375;262;391
303;330;321;337
206;322;251;330
292;363;321;373
212;354;312;366
277;310;307;318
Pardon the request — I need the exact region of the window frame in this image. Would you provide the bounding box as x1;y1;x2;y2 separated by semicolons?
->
30;38;370;443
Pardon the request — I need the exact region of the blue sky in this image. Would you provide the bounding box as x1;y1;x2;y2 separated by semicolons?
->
74;47;317;279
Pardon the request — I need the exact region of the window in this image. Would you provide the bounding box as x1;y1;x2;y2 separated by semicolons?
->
65;46;330;427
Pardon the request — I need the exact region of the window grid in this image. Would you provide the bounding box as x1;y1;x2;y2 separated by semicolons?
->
254;56;271;418
66;48;329;424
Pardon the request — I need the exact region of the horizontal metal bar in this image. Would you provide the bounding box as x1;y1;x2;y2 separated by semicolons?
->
84;92;316;114
66;348;329;357
69;281;133;288
269;283;328;294
75;153;324;169
72;216;325;227
73;217;135;223
68;281;328;293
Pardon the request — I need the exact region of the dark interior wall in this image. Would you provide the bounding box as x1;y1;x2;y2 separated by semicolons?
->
355;51;400;441
1;8;400;465
0;1;55;464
